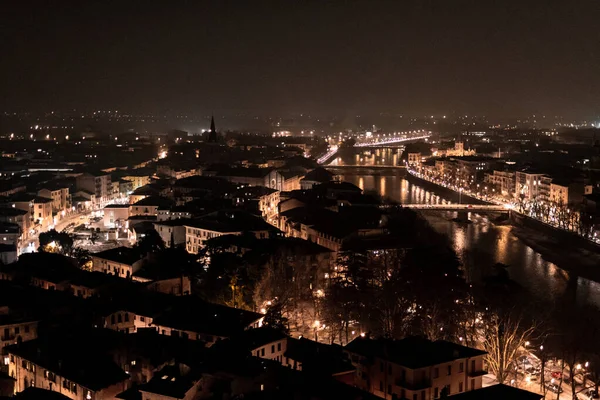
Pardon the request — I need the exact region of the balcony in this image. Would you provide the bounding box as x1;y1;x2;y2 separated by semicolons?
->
395;378;431;390
469;369;488;377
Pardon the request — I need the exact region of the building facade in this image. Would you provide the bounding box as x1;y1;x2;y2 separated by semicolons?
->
345;337;487;400
76;172;112;206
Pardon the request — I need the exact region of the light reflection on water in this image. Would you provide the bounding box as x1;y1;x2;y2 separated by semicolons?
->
329;148;403;167
340;174;600;307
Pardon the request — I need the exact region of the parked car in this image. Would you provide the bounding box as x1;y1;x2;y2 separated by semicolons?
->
546;383;563;394
524;365;541;375
551;371;562;380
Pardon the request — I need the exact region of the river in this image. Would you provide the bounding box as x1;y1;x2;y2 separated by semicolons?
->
333;148;600;308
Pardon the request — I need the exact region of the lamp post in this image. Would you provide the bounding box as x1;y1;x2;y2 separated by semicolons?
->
522;341;530;387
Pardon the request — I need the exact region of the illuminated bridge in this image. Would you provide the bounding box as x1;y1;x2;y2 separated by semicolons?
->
402;204;509;212
328;164;405;169
354;134;432;147
317;133;432;165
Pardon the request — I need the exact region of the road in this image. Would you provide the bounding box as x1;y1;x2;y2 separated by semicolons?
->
482;351;597;400
19;211;93;254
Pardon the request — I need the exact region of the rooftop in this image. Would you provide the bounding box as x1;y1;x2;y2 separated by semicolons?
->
138;364;197;399
302;167;335;183
214;166;272;179
7;335;129;391
131;185;159;196
230;327;288;351
104;204;130;209
71;195;92;203
185;210;277;234
69;270;124;289
278;170;302;180
36;179;72;192
153;218;196;227
92;246;143;266
130;221;158;236
315;180;362;193
132;195;174;208
151;300;263;337
345;336;487;369
15;253;79;283
285;338;355;376
447;384;542;400
449;156;499;162
104;290;263;337
14;388;70;400
6;193;53;203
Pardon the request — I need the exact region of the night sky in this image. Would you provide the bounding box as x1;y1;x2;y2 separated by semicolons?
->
2;0;599;118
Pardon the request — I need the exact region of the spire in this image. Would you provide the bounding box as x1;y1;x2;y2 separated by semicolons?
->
208;114;218;143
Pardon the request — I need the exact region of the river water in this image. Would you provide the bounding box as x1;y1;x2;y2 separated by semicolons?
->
333;148;600;307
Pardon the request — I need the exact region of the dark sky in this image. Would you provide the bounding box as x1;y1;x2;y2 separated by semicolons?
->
1;0;599;118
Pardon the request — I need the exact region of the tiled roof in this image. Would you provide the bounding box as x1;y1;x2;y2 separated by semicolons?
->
345;336;486;369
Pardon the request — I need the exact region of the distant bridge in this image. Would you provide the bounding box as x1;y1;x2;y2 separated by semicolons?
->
402;204;509;212
354;134;432;148
317;133;432;165
327;164;406;169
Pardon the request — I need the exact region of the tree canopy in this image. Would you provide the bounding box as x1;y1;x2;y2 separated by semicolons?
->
38;229;74;255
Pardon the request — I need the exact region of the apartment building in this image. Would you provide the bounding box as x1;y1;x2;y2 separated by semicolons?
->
515;171;549;201
184;211;277;254
235;328;290;366
407;153;422;167
91;247;144;279
38;185;70;214
0;311;38;358
130;196;173;218
75;172;112;206
259;190;288;224
3;194;53;232
549;179;593;206
485;170;515;198
103;298;263;346
120;171;152;191
345;336;487;400
0;223;20;246
6;338;129;400
153;219;188;248
452;157;497;185
0;205;31;240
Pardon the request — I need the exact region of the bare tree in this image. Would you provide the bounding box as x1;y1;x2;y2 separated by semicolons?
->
375;278;413;338
482;312;537;384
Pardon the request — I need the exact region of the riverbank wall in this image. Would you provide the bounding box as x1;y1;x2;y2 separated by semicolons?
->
510;212;600;254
